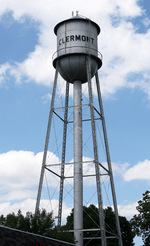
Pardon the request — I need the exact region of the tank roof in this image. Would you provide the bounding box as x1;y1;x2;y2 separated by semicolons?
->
54;15;100;35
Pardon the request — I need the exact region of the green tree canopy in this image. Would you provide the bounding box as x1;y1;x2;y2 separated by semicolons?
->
130;190;150;246
64;204;134;246
0;209;54;235
0;209;75;244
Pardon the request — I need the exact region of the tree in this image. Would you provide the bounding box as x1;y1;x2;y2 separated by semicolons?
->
0;209;75;244
50;226;75;244
64;204;134;246
130;190;150;245
31;209;54;236
0;209;54;235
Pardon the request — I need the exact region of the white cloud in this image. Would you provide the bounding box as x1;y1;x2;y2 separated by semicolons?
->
0;150;42;189
41;92;51;104
115;0;142;17
0;198;72;225
118;202;138;218
0;190;36;202
10;45;55;86
143;17;150;27
112;162;130;176
0;63;11;85
0;149;143;220
0;198;36;216
0;150;60;190
0;197;137;223
123;159;150;181
99;20;150;95
0;150;108;199
111;159;150;182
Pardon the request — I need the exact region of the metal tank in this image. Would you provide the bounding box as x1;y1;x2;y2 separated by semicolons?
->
53;14;102;83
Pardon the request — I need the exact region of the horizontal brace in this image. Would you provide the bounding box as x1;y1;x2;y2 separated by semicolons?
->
64;229;118;238
64;173;109;179
64;229;118;239
65;228;117;235
65;228;100;232
83;173;109;177
53;103;90;111
46;160;95;167
84;236;117;240
68;117;101;124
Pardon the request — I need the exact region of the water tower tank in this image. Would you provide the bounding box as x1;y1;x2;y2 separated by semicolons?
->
53;14;102;83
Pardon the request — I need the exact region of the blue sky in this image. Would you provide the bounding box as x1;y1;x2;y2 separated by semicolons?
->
0;0;150;245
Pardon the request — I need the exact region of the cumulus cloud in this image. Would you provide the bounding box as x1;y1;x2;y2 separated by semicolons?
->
0;149;72;221
0;150;61;192
0;63;11;85
143;17;150;27
0;150;42;189
0;151;101;205
110;159;150;182
9;45;55;86
0;199;36;216
112;161;130;176
118;202;138;218
0;198;72;224
0;197;137;222
123;159;150;181
0;149;144;219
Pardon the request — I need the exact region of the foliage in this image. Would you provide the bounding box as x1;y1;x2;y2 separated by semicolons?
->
64;204;134;246
0;209;54;235
0;204;134;245
0;208;75;244
50;226;75;244
130;190;150;245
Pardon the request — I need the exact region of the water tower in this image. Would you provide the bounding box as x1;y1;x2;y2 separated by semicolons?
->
35;12;123;246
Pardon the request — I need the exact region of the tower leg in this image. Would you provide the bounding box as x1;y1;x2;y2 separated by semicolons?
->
95;72;123;246
74;80;83;246
58;81;69;227
35;65;59;213
86;56;107;246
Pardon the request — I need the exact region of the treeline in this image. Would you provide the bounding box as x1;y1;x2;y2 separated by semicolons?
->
0;191;150;246
0;209;74;243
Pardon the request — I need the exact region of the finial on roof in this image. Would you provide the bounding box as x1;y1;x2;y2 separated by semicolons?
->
76;11;79;16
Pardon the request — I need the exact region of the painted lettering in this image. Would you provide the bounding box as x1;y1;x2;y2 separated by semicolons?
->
70;35;74;41
91;38;94;44
82;35;86;41
58;34;95;45
33;242;47;246
75;35;81;41
86;36;89;42
66;36;69;42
